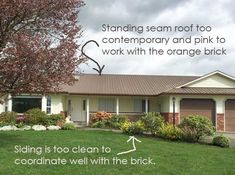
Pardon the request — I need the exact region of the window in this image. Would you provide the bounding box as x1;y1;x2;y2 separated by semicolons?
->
83;100;86;111
134;99;144;112
12;97;41;113
134;99;149;112
68;100;72;115
98;98;115;112
5;98;8;112
46;96;51;114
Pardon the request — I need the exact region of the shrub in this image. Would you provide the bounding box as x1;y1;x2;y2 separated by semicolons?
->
212;135;230;148
61;123;77;130
91;121;106;128
0;112;17;126
120;120;144;135
24;108;47;125
157;123;182;141
16;115;26;123
56;119;66;127
15;122;25;128
141;112;164;135
179;115;215;142
45;114;64;126
120;121;131;134
91;115;127;129
105;114;128;129
91;111;111;123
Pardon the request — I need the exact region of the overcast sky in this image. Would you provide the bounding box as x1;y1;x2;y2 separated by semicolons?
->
78;0;235;76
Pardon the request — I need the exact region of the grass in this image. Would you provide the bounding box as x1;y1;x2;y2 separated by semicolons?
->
0;130;235;175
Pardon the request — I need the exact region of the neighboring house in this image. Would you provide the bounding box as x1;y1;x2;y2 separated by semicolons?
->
1;70;235;132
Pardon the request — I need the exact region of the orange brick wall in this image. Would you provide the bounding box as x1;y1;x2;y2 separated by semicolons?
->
161;112;180;125
216;113;225;131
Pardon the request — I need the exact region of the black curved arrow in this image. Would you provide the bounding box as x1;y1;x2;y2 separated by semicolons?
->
81;40;105;75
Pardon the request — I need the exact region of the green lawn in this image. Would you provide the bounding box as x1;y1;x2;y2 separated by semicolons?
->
0;130;235;175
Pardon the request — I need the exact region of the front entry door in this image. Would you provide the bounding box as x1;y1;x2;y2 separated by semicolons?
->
68;97;86;122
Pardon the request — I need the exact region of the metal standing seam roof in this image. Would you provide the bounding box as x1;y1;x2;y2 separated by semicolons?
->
164;87;235;95
60;74;199;96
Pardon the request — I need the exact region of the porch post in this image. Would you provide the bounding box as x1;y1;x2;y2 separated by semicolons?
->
172;97;176;127
7;94;12;112
41;95;47;112
145;98;148;113
116;97;119;115
86;98;90;126
0;101;4;113
214;98;225;131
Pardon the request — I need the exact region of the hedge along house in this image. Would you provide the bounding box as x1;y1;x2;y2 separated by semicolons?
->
1;70;235;132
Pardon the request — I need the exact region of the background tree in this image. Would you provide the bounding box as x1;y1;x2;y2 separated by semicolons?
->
0;0;85;101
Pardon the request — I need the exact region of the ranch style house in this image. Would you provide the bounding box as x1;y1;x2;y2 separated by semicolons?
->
1;70;235;132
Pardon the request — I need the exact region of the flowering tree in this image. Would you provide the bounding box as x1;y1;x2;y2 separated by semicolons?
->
0;0;84;100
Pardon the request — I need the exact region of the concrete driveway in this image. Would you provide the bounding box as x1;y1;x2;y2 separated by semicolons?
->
217;132;235;147
219;132;235;138
201;132;235;147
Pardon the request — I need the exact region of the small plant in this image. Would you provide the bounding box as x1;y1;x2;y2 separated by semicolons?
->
56;119;66;127
45;114;64;126
0;111;17;126
141;112;164;135
157;123;182;141
16;115;26;123
179;115;215;142
15;122;25;128
120;120;144;135
91;111;111;123
61;123;77;130
212;135;230;148
91;121;106;128
91;114;128;129
105;114;128;129
120;121;132;134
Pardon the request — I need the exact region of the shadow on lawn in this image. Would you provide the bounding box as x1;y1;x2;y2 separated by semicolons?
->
0;132;24;147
